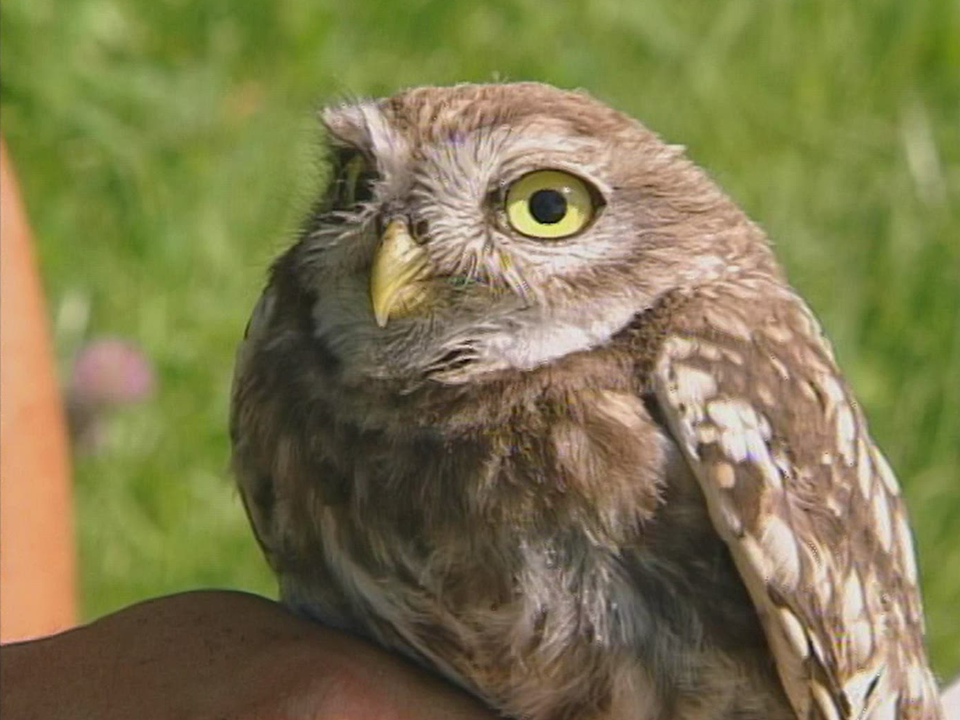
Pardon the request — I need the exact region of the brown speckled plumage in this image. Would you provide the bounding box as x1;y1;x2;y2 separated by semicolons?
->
230;83;942;720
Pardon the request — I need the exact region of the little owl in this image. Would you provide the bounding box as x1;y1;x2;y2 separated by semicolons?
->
230;82;943;720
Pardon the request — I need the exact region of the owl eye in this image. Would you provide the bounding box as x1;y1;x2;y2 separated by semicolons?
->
333;150;378;207
505;170;598;239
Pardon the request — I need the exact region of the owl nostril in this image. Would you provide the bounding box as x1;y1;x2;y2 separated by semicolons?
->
412;219;431;244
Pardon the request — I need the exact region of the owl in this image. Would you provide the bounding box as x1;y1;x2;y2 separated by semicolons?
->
230;83;943;720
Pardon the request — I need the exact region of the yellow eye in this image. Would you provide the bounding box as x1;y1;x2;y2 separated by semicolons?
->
333;150;377;207
344;154;376;205
505;170;597;239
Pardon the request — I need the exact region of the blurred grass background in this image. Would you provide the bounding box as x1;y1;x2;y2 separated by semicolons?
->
2;0;958;677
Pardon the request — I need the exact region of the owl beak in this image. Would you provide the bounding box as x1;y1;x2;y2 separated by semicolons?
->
370;219;432;327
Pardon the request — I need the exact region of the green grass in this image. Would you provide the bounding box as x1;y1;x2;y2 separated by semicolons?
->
2;0;958;679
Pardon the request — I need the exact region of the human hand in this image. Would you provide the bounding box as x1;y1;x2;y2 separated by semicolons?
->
0;590;497;720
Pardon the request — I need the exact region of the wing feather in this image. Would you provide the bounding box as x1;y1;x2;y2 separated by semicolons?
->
651;285;942;720
230;289;281;568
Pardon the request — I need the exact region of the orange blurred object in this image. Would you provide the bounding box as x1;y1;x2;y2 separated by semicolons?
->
0;137;78;641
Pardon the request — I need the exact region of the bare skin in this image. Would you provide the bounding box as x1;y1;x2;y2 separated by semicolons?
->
0;590;496;720
0;137;77;643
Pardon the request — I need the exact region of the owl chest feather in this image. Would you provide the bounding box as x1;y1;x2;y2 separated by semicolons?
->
273;356;780;719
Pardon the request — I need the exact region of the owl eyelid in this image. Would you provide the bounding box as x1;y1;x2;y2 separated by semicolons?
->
332;144;374;168
495;162;609;191
492;168;607;206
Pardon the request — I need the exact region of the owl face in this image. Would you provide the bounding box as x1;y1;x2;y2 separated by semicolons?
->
298;83;756;383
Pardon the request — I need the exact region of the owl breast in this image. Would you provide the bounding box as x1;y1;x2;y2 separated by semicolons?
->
268;354;791;720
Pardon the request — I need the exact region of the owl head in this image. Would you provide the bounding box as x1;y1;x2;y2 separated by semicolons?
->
287;82;775;384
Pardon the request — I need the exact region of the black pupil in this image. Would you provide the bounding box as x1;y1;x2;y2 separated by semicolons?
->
528;189;567;224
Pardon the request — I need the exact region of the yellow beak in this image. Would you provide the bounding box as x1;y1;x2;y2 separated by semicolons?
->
370;219;432;327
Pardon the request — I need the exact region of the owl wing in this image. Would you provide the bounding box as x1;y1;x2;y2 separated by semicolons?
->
649;285;942;720
230;287;282;569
